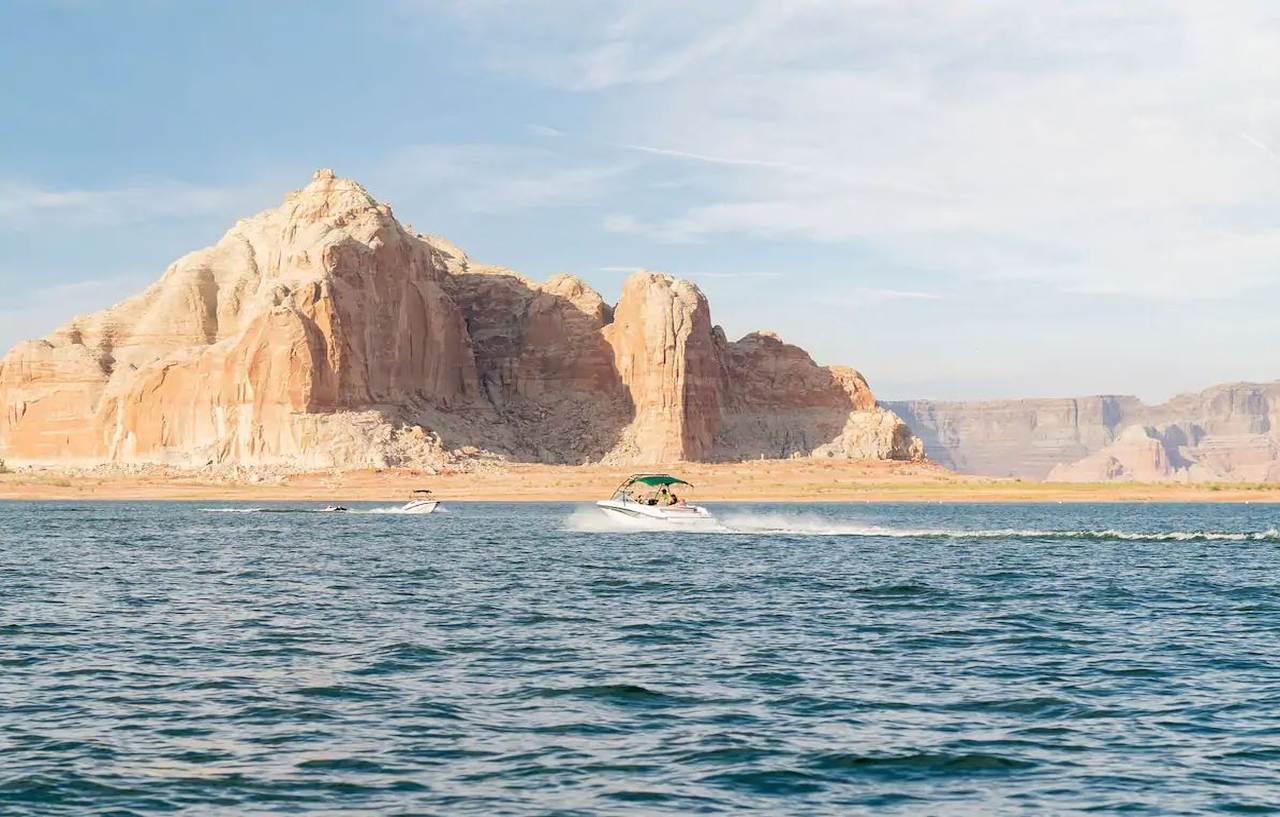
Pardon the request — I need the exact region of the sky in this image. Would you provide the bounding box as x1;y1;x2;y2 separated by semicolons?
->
1;0;1278;402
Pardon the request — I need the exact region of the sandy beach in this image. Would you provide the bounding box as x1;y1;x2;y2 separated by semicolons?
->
4;460;1280;503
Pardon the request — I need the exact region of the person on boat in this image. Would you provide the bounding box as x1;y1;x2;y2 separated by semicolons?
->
657;485;677;506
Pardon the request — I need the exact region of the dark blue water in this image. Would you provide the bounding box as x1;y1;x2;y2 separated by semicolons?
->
3;501;1280;815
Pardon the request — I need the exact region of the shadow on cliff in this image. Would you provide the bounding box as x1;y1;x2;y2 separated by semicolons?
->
440;269;637;464
712;332;919;462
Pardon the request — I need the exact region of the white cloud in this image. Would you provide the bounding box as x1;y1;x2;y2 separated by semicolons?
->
430;0;1280;301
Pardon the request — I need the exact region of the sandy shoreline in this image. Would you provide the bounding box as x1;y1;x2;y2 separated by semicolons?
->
3;460;1280;503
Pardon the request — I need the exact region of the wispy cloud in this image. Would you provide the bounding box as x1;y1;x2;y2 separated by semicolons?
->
619;143;789;170
1240;131;1279;161
849;287;943;301
687;271;782;280
0;274;151;351
527;123;564;138
432;0;1280;301
0;180;252;227
380;144;631;212
420;1;799;90
602;212;697;243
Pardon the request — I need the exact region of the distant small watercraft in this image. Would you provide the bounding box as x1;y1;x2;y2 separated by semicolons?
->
321;506;349;513
596;474;715;525
398;489;439;514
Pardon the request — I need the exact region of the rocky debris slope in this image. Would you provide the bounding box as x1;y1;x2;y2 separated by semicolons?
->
887;382;1280;482
0;170;921;470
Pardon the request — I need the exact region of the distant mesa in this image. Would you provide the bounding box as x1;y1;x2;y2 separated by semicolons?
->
0;170;923;470
886;383;1280;483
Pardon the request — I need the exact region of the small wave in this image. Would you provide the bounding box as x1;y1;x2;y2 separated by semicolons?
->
526;683;696;708
701;768;826;795
811;749;1036;776
851;582;936;597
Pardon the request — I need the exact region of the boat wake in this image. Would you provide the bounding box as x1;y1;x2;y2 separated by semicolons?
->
569;508;1280;542
361;505;446;515
565;507;728;533
721;513;1280;541
200;506;436;515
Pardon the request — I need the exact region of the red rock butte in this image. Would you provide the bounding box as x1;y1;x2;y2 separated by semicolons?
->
0;169;922;470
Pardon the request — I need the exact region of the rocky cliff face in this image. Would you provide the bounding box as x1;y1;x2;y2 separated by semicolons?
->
604;273;724;462
0;170;921;470
718;333;919;461
886;383;1280;482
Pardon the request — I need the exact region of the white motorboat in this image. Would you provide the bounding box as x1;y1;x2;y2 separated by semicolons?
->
399;489;440;514
596;474;715;526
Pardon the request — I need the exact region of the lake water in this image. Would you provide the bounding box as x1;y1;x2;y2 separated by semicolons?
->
3;500;1279;815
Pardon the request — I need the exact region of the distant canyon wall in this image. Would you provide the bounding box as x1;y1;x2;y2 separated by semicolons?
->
885;383;1280;482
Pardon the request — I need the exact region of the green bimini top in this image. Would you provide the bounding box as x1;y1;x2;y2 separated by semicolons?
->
629;474;692;487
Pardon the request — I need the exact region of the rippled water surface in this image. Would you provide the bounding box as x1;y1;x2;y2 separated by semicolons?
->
4;500;1280;815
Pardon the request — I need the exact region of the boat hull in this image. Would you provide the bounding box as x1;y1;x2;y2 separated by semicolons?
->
596;499;716;526
399;500;439;514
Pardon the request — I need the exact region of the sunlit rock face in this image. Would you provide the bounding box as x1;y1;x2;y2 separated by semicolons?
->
0;171;922;470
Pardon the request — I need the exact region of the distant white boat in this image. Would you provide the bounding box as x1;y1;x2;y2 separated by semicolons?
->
399;489;439;514
596;474;715;525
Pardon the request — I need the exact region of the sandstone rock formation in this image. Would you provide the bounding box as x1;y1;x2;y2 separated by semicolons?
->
604;273;723;462
887;383;1280;482
1046;426;1196;483
718;333;920;461
0;170;921;470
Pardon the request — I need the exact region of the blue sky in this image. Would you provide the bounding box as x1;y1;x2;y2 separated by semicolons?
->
2;1;1278;401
